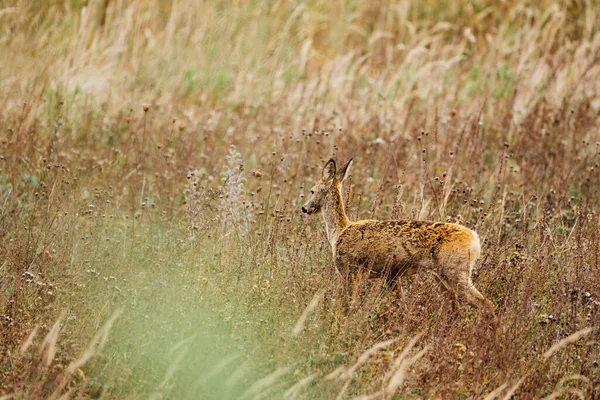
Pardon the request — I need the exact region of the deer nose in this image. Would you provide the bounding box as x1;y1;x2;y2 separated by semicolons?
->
301;206;308;214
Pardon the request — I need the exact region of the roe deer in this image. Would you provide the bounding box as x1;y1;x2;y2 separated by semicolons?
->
301;158;495;316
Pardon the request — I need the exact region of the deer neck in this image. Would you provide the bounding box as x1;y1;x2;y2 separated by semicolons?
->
322;185;350;253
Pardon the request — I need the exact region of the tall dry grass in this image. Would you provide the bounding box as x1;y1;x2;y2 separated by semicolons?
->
1;0;600;398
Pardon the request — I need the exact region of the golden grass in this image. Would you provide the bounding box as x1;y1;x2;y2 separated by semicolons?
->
1;0;600;398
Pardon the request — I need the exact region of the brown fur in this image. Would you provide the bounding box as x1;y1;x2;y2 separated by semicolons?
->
302;158;495;316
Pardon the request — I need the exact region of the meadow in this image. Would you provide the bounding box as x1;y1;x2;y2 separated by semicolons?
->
1;0;600;398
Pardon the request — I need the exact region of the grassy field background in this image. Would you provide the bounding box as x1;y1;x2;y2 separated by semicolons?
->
1;0;600;398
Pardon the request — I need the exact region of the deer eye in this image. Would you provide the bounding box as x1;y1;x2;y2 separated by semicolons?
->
310;190;314;194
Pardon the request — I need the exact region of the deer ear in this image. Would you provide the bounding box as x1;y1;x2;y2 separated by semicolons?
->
337;158;353;182
322;159;336;181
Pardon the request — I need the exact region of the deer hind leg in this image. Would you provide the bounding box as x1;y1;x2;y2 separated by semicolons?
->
443;269;495;321
438;241;495;318
464;280;498;330
430;271;459;312
463;280;495;315
464;239;496;318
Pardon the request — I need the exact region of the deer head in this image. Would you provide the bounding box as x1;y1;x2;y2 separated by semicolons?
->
301;158;352;215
